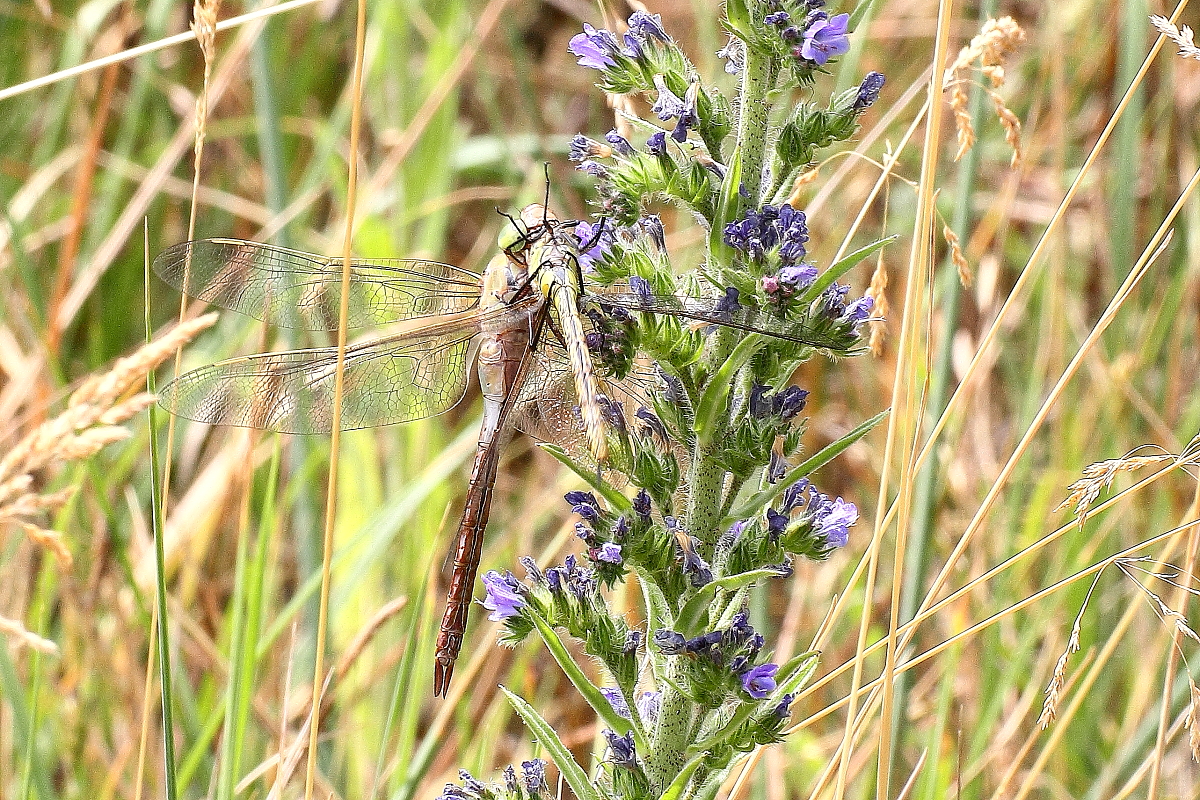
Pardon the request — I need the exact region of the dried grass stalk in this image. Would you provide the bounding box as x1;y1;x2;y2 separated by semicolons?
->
0;614;58;654
1;314;217;559
943;16;1027;166
1054;453;1173;525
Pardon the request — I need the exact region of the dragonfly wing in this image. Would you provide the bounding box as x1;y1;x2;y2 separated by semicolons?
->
594;289;847;351
153;238;482;330
160;300;539;433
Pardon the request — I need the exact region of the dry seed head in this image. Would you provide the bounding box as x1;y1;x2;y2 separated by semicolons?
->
1150;15;1200;60
0;615;59;655
942;224;972;286
866;253;889;356
1055;454;1172;524
1038;650;1070;729
1188;680;1200;761
24;523;73;568
943;17;1026;165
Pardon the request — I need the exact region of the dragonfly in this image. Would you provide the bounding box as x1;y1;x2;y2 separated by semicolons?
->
153;204;844;696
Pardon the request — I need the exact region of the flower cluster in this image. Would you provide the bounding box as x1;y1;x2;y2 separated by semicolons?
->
438;761;549;800
449;6;884;800
723;203;810;267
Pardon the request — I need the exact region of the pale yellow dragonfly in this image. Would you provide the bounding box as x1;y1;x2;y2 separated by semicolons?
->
154;205;844;695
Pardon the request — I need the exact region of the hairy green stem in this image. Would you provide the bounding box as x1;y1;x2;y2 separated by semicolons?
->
732;43;775;202
646;661;694;788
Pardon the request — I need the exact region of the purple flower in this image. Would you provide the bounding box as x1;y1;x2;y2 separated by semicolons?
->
596;542;623;564
723;204;809;266
632;489;652;518
651;75;699;143
460;770;488;796
651;74;688;121
637;214;665;249
577;160;608;178
519;555;545;586
766;508;789;539
767;448;789;483
569;23;621;70
565;490;600;518
777;264;817;290
623;629;642;654
574;220;614;271
601;687;632;718
765;11;791;25
717;36;743;74
799;13;850;65
635;691;661;724
813;495;857;548
504;765;519;796
482;570;525;621
741;663;779;698
781;478;810;512
685;630;723;654
613;515;630;537
646;130;668;155
713;286;741;315
774;385;809;419
521;760;547;795
569;133;608;161
635;406;669;442
854;71;886;111
772;692;796;719
654;629;686;655
628;275;653;305
627;11;671;42
845;295;874;326
676;534;713;587
603;730;638;769
605;128;634;156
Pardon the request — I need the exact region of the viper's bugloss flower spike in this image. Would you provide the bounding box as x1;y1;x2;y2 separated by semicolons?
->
465;7;877;794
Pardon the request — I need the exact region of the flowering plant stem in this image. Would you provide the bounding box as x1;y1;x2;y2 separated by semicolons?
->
440;6;890;800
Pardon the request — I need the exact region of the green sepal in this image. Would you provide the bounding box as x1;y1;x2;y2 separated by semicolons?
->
539;444;631;512
725;408;889;522
797;235;897;306
526;606;647;748
501;687;602;800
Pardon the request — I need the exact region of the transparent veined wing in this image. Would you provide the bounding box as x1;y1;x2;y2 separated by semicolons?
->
153;238;483;331
590;287;849;351
159;298;541;434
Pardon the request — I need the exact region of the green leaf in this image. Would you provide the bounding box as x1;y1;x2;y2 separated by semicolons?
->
659;753;707;800
725;408;888;522
539;444;631;511
527;607;646;748
775;650;820;695
502;688;600;800
723;0;753;39
798;236;897;305
675;570;786;635
693;333;767;448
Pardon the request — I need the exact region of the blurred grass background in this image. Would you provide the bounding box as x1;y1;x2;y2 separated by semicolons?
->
2;0;1200;798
